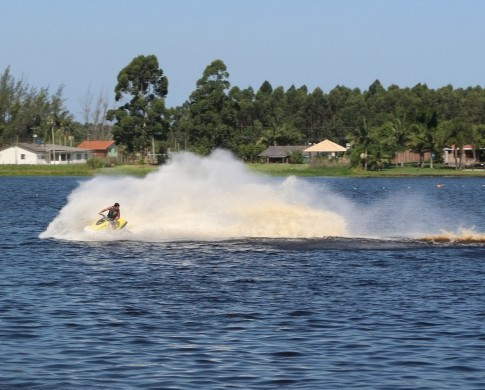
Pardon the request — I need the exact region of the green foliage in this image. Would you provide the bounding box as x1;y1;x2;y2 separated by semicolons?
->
180;59;234;154
288;151;304;164
86;157;107;169
249;163;355;177
236;143;265;162
0;164;93;176
257;122;302;148
3;62;485;171
309;156;350;168
188;143;211;156
107;55;169;157
0;66;73;146
169;71;485;168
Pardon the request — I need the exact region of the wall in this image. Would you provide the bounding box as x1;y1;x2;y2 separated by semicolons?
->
0;147;45;165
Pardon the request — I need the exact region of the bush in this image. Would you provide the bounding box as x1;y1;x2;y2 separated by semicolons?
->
289;151;304;164
309;156;350;167
236;144;266;162
87;157;107;169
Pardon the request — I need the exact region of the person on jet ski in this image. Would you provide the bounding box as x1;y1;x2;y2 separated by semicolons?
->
99;203;121;227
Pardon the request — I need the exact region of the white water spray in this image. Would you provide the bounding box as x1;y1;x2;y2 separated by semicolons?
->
40;150;349;241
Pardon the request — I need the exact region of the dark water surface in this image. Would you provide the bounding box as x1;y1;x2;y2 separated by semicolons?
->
1;176;484;389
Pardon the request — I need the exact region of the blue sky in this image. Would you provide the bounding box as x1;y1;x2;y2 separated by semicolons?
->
2;0;485;120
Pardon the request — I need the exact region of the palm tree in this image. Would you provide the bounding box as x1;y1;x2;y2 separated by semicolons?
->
257;122;301;147
409;123;430;168
388;115;411;167
444;119;469;170
350;118;371;170
409;113;442;169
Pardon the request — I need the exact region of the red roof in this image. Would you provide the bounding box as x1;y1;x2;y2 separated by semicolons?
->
77;140;115;150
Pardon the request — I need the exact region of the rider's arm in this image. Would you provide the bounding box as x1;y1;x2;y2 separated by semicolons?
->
99;207;109;215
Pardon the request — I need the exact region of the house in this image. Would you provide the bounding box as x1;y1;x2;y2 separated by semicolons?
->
77;140;117;158
443;145;485;168
258;145;308;163
0;143;92;165
304;139;347;159
392;146;484;167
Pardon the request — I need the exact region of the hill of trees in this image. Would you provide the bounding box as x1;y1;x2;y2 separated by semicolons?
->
2;56;485;170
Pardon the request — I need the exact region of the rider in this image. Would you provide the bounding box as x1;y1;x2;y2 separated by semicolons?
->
99;203;120;227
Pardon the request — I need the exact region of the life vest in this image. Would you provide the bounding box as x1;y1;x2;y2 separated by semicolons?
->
107;208;119;220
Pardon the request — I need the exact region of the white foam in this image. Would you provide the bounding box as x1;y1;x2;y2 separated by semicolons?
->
40;150;349;241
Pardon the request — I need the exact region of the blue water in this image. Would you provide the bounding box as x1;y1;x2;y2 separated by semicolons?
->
1;176;484;389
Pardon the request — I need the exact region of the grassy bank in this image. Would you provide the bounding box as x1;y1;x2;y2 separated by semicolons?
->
248;163;355;176
0;164;160;177
248;163;485;177
1;163;484;177
0;164;94;176
96;165;158;176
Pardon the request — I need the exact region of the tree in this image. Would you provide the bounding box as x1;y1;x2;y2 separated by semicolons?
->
257;122;301;147
286;85;307;130
0;67;72;146
304;87;329;143
366;125;393;171
228;86;257;144
254;81;274;128
80;87;112;140
106;55;169;160
349;117;372;170
236;143;265;162
386;115;412;166
327;85;359;143
365;79;388;126
440;118;472;170
184;59;235;154
408;111;444;168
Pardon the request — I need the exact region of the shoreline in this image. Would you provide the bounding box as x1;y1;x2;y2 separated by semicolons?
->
0;163;484;177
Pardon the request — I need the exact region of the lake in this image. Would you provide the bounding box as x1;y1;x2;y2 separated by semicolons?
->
1;154;484;389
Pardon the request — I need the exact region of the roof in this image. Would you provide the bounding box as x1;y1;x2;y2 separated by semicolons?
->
259;145;307;158
304;139;347;153
0;143;91;153
443;144;483;150
77;140;115;150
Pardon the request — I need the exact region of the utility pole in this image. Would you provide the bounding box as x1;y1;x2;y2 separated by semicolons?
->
151;136;156;164
52;124;56;165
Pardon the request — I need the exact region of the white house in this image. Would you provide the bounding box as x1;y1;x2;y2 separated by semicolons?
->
0;143;92;165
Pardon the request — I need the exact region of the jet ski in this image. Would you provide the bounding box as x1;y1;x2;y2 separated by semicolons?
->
89;214;128;231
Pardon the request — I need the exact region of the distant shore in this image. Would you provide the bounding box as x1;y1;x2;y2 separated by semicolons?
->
1;163;485;177
248;163;485;177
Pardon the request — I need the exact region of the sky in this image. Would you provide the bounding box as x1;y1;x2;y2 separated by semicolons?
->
2;0;485;121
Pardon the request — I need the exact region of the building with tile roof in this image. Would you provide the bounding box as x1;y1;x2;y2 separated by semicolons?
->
77;140;117;158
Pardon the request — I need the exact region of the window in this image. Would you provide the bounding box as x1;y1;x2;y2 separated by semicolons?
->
21;154;26;160
77;153;82;160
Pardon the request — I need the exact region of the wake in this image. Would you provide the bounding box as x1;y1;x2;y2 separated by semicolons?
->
40;150;484;244
40;150;348;241
419;228;485;244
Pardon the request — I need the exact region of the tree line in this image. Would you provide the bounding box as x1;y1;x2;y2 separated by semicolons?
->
0;67;114;149
2;55;485;169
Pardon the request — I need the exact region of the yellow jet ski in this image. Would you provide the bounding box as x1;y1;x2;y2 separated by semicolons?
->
89;214;128;231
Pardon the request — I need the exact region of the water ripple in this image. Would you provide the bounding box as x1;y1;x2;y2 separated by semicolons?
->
1;176;485;389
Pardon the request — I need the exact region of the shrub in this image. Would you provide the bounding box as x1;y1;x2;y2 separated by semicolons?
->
289;151;304;164
87;157;107;169
309;156;350;167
